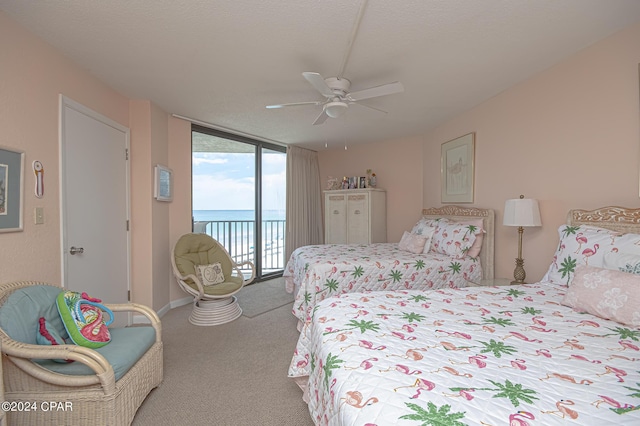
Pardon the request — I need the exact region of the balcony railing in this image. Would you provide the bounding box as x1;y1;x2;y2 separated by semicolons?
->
193;219;286;275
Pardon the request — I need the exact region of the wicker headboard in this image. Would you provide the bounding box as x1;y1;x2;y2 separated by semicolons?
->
567;206;640;234
422;206;495;280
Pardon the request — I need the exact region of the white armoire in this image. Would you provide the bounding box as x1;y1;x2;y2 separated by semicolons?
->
324;188;387;244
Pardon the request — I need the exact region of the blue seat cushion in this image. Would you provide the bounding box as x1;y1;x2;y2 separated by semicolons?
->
0;285;68;344
34;327;156;380
0;285;156;381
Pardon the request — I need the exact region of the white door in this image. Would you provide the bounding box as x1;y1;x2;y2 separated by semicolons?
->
60;96;130;326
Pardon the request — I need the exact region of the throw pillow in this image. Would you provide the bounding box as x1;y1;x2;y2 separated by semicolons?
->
411;217;445;236
562;265;640;327
398;231;428;254
196;262;225;286
430;221;477;259
36;317;73;363
453;219;484;258
56;291;113;349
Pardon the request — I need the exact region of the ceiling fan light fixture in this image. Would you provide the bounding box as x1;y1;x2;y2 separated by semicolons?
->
324;101;348;118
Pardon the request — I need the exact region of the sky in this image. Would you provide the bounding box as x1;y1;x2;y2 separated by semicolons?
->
192;150;286;212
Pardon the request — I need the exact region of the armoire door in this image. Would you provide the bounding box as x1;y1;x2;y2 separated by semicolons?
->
346;193;369;244
326;194;347;244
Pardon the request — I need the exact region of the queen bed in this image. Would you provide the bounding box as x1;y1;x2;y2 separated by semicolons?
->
284;206;495;324
288;206;640;425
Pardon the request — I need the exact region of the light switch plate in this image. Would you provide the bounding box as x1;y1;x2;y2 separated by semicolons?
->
34;207;44;224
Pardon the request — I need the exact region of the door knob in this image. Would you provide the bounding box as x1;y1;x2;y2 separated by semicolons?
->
69;246;84;255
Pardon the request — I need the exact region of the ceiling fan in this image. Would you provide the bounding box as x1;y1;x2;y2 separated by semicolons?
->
266;72;404;125
265;0;403;125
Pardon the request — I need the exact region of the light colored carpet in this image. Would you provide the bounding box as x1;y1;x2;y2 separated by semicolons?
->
131;278;313;426
237;277;294;318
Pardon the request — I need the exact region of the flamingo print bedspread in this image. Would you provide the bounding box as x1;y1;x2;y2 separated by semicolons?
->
288;283;640;425
283;243;481;324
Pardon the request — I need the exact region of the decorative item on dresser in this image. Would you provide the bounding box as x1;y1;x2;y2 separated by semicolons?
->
503;195;542;284
324;188;386;244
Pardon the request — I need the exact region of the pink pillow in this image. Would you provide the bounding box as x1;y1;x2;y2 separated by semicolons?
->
398;231;427;254
562;265;640;327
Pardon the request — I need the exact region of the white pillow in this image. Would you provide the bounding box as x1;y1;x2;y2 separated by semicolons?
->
196;263;225;286
419;227;436;253
430;221;477;259
542;225;640;285
398;231;427;254
603;252;640;275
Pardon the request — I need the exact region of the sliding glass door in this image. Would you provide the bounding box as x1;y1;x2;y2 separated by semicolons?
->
191;125;286;280
261;147;286;275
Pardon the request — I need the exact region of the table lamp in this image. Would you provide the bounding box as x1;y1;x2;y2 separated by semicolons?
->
503;195;542;284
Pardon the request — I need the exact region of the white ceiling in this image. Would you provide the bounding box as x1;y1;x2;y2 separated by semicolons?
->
2;1;640;151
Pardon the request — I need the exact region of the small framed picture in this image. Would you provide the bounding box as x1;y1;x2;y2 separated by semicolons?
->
348;177;358;189
359;176;367;189
154;165;173;202
0;145;25;233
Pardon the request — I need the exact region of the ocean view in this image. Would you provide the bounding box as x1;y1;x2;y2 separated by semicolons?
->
193;210;286;273
193;210;286;222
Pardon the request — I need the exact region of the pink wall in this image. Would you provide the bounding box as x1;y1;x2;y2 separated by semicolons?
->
0;11;129;284
1;11;174;313
319;22;640;284
318;136;424;242
168;117;193;302
423;21;640;282
130;100;153;306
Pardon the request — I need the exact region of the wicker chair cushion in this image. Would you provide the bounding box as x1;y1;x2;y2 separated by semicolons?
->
174;233;244;295
0;285;157;381
35;327;156;380
174;234;235;279
0;285;68;345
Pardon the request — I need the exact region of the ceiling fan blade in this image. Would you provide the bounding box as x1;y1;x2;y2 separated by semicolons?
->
312;110;329;125
302;72;335;98
348;81;404;101
352;102;387;114
266;101;323;109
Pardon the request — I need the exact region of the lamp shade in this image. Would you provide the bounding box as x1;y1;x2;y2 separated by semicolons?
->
503;198;542;227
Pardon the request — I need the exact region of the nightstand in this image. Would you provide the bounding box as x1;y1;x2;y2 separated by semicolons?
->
468;278;514;287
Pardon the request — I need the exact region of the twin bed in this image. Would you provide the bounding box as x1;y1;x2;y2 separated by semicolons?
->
286;206;640;425
284;205;495;324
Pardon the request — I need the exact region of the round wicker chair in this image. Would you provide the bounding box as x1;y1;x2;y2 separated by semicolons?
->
171;233;256;326
0;280;163;426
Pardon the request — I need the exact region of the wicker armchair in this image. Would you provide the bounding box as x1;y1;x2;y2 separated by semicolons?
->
0;281;163;425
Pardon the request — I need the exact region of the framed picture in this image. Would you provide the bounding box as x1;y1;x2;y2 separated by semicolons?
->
154;165;173;202
348;176;358;190
0;146;25;232
359;176;367;189
441;133;475;203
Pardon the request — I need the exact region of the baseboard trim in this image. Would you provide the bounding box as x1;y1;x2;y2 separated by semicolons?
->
132;296;192;324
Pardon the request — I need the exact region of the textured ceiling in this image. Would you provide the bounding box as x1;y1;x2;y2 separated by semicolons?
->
2;0;640;150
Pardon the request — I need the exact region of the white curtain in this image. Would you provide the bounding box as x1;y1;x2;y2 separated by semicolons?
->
285;146;324;261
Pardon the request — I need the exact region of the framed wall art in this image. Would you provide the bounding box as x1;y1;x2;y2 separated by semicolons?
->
154;164;173;202
441;132;475;203
0;146;25;232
